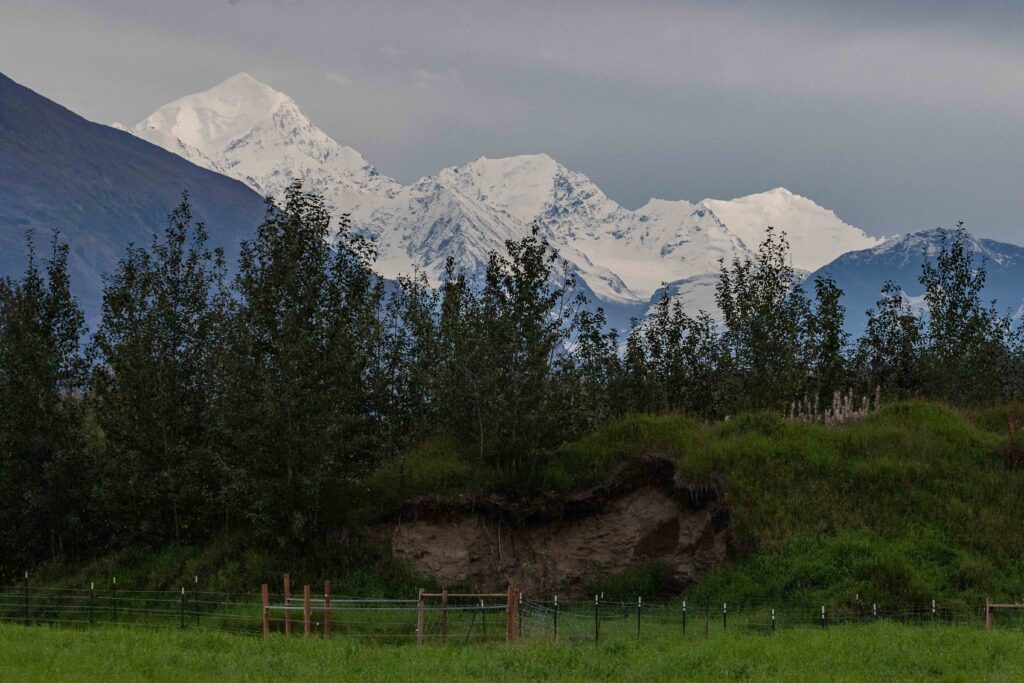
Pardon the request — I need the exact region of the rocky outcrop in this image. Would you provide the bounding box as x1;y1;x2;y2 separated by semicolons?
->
373;455;730;595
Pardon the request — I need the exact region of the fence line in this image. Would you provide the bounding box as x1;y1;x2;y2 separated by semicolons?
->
3;581;1021;644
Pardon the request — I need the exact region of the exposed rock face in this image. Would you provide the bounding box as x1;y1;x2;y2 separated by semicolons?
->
374;456;730;595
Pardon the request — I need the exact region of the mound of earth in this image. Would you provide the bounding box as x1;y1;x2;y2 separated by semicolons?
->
373;455;731;595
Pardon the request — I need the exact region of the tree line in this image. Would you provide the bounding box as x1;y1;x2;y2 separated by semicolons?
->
1;184;1020;577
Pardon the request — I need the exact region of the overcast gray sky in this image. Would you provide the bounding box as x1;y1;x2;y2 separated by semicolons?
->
3;0;1022;241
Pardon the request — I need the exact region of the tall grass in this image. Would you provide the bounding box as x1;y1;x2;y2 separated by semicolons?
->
552;400;1024;605
4;622;1024;682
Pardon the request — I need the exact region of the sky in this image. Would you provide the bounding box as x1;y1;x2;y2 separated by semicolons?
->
2;0;1023;242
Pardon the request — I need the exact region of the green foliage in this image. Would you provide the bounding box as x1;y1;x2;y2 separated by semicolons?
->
548;401;1023;604
357;436;489;520
0;235;87;573
715;228;812;412
30;531;428;597
688;530;1000;608
4;183;1024;603
853;280;924;397
218;182;387;547
918;226;1021;403
89;195;227;547
623;292;724;416
586;561;679;601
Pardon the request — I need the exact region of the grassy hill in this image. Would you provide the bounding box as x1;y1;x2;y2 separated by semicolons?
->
31;401;1024;607
363;400;1023;607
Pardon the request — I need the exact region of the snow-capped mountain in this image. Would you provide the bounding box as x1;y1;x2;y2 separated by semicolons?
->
125;73;401;219
120;73;881;327
702;188;878;273
810;228;1024;333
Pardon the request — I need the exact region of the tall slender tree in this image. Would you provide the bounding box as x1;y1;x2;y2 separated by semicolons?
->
0;235;87;573
90;196;227;545
715;228;811;411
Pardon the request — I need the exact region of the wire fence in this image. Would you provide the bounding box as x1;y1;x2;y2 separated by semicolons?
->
4;582;1024;644
0;583;262;635
518;598;1007;644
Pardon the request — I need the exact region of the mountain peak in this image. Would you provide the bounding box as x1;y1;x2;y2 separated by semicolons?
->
212;71;284;96
463;153;559;178
441;154;566;223
222;71;260;85
126;72;398;205
701;189;880;270
133;72;291;155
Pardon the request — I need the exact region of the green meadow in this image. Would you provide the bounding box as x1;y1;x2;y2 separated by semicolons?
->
3;621;1024;682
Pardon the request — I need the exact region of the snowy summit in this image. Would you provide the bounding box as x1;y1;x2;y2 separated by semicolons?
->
121;73;881;321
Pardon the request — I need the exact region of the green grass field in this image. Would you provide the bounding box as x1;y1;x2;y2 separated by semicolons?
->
2;622;1024;682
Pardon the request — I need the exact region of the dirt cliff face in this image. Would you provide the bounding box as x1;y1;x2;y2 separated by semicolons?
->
373;456;730;595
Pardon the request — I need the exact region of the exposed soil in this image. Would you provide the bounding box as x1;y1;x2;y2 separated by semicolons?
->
373;455;730;595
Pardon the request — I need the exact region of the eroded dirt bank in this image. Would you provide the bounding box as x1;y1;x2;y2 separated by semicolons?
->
373;456;730;595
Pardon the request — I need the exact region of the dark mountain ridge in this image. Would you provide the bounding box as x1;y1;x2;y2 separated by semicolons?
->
0;72;269;324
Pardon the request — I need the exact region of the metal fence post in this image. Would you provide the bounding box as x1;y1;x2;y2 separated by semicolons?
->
504;586;513;643
416;589;425;644
722;602;727;630
194;576;200;627
89;582;95;625
441;588;449;644
518;591;522;640
324;581;331;638
180;587;185;628
303;585;311;637
682;599;686;634
637;596;642;640
283;574;291;636
112;576;117;624
553;596;559;642
821;605;826;629
771;608;776;633
261;583;269;639
23;571;29;626
594;595;600;644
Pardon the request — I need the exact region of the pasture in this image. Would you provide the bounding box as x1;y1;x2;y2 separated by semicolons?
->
3;621;1024;681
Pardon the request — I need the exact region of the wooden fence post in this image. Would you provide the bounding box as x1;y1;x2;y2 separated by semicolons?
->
303;585;312;637
506;585;519;643
416;589;425;644
283;573;292;635
986;597;993;631
440;588;449;644
324;581;331;638
261;584;270;639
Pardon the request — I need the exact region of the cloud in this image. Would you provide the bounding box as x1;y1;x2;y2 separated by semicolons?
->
325;71;353;87
411;67;460;92
2;0;1022;241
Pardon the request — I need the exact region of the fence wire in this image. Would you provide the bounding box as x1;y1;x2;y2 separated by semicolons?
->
2;584;1020;644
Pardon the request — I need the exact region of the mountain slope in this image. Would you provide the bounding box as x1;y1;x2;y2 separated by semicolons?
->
0;72;270;324
811;228;1024;333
